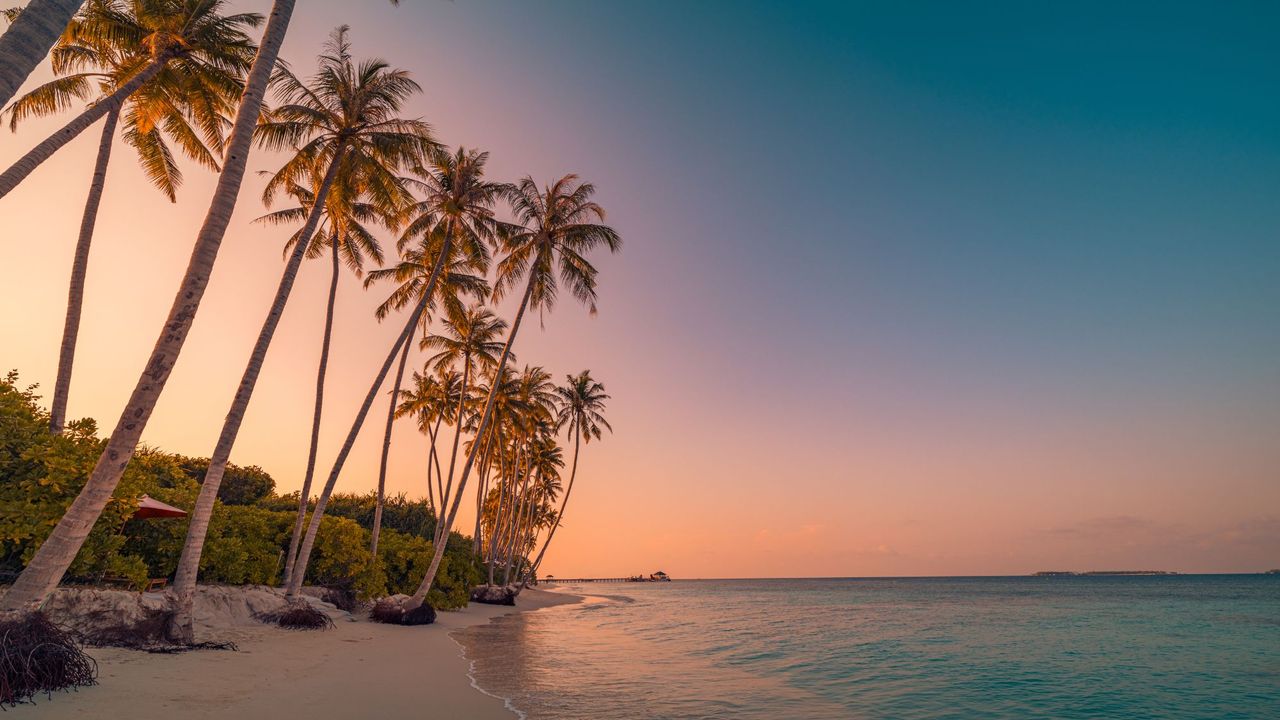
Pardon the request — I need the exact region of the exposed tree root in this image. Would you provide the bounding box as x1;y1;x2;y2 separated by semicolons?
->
0;611;97;708
256;602;333;630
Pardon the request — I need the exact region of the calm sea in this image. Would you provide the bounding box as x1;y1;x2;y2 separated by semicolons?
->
454;576;1280;719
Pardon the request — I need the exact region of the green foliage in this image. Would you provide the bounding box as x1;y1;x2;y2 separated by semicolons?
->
322;491;437;539
174;455;275;505
1;371;481;607
0;372;145;579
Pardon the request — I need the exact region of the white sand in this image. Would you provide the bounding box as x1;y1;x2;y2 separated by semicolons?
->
14;589;580;719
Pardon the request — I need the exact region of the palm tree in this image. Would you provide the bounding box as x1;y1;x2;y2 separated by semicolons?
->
526;370;611;582
261;170;393;587
364;232;489;557
0;0;87;108
0;0;262;198
421;304;506;544
405;174;621;610
0;0;297;615
261;164;399;588
167;26;431;640
4;0;262;433
394;368;451;513
284;147;506;598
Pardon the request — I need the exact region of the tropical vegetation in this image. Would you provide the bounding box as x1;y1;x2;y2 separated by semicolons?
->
0;4;620;698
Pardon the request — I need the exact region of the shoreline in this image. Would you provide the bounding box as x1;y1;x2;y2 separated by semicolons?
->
12;588;583;719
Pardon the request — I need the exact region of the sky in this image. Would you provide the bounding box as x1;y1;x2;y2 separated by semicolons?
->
2;1;1278;578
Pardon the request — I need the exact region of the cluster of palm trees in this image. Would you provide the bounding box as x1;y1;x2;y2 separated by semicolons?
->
0;0;619;642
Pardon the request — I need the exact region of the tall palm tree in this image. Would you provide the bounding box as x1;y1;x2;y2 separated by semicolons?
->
421;304;506;543
394;367;453;513
4;0;262;433
0;0;298;615
0;0;87;108
261;169;390;587
168;26;432;641
364;232;488;557
284;147;505;598
262;165;395;587
0;0;262;198
405;174;621;610
526;370;611;582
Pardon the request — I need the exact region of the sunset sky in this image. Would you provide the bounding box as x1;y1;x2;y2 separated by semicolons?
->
2;1;1277;578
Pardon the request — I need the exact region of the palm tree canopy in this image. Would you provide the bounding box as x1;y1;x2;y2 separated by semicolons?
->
495;174;622;317
256;166;390;275
421;303;508;376
555;370;612;443
4;0;263;199
364;224;490;325
256;24;436;221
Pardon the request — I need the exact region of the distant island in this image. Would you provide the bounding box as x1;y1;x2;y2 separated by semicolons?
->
1033;570;1179;576
1266;569;1280;575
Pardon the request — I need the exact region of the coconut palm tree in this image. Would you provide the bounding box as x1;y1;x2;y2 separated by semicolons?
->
395;366;459;514
261;169;398;587
421;304;506;541
404;174;620;610
363;232;489;557
284;147;506;598
168;27;432;641
0;0;262;198
4;0;262;433
526;370;611;582
497;368;557;583
0;0;88;109
0;0;297;615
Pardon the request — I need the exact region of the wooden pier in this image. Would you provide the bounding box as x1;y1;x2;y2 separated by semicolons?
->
543;571;671;584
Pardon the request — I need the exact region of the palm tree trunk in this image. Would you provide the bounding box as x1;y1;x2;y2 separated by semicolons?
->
502;459;533;585
283;236;341;587
431;416;445;510
285;239;450;597
424;421;436;512
485;443;510;585
527;422;579;581
408;274;535;608
168;145;345;643
0;52;169;199
370;336;411;557
0;0;86;108
0;0;296;614
435;356;470;536
471;449;491;556
48;106;118;434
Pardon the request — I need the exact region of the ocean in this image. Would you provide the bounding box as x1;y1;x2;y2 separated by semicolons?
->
454;575;1280;719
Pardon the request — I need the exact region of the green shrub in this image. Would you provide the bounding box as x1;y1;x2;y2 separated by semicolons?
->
1;371;482;607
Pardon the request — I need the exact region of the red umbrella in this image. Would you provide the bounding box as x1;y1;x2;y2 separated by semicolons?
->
132;494;188;520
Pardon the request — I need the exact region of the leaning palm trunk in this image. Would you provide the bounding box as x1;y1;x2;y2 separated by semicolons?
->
0;0;85;108
0;0;296;613
408;276;536;608
48;106;119;434
370;337;412;557
435;353;471;532
0;53;169;198
285;240;451;597
527;425;580;583
283;238;342;586
471;443;494;555
485;444;512;584
168;146;345;643
501;462;534;584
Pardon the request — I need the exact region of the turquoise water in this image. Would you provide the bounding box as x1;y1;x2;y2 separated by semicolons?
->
455;576;1280;719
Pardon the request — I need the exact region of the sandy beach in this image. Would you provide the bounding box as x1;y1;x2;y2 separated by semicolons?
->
11;589;580;720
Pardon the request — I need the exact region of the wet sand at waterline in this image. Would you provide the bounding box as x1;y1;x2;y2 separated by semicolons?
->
13;589;581;720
